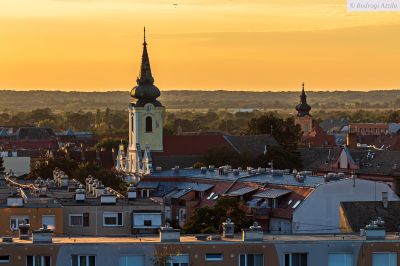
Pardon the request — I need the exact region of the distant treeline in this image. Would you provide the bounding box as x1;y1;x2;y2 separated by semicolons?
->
1;107;399;136
0;90;400;112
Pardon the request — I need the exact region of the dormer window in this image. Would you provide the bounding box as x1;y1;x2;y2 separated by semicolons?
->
146;116;153;132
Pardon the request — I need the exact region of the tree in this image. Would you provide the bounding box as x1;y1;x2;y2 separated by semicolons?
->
0;157;5;174
245;113;302;151
183;197;251;234
93;138;128;151
203;147;242;168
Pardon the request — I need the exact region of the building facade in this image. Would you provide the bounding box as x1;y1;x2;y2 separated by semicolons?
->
126;28;165;175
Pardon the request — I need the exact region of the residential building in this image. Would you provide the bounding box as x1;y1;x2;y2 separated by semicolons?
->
0;229;399;266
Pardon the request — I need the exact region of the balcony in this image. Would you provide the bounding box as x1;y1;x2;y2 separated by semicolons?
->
253;208;271;219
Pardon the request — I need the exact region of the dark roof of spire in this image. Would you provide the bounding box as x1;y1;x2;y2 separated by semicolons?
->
295;82;311;117
130;27;162;107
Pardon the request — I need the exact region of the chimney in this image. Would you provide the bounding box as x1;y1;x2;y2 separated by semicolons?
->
18;221;30;240
382;192;388;209
346;132;358;149
222;218;235;238
200;167;207;174
127;185;137;201
32;224;53;243
159;223;180;242
75;185;86;202
362;217;386;240
173;166;180;174
95;182;105;198
242;222;263;242
60;174;69;188
100;190;116;205
7;191;24;207
394;174;400;197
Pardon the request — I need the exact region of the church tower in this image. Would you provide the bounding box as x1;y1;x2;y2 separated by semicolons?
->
294;83;312;133
126;28;165;174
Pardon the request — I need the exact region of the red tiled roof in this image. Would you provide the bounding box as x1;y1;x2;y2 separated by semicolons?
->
358;134;400;151
159;135;231;156
5;140;58;149
302;125;336;147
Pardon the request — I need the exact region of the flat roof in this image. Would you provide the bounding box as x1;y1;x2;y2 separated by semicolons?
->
5;234;400;245
149;169;328;188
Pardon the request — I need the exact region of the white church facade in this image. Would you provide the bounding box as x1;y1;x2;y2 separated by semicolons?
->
117;28;165;176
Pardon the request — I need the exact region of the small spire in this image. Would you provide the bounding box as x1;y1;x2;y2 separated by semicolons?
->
302;82;305;92
137;27;154;85
143;27;147;46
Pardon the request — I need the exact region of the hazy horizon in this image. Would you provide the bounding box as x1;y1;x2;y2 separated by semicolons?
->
1;88;400;93
2;0;400;91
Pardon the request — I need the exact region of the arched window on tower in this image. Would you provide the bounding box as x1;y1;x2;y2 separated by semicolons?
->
146;116;153;132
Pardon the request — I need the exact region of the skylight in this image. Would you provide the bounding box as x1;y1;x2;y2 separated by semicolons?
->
292;200;301;209
207;192;215;200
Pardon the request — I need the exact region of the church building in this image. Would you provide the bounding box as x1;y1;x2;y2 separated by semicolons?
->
294;83;312;134
124;28;165;175
117;29;280;176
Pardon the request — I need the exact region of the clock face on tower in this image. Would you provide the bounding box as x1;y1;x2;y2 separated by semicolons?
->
144;103;154;112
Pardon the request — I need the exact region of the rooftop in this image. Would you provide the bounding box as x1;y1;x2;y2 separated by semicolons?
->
150;168;327;188
5;233;400;245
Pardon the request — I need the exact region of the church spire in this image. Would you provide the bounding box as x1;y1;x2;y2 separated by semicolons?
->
137;27;154;86
130;28;162;107
295;82;311;117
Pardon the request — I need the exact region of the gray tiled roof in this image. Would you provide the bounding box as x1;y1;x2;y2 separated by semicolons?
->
225;186;258;196
341;201;400;232
224;134;279;155
299;147;400;175
253;189;291;199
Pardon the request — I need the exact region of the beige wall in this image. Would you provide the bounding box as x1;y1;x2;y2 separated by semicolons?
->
0;207;63;235
62;204;164;236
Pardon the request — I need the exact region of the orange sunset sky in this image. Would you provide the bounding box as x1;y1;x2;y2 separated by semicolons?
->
1;0;400;91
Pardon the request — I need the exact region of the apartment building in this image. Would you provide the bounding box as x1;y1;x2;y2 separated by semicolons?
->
0;224;399;266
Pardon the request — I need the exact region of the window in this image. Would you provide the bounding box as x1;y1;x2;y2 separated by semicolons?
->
26;256;51;266
119;255;145;266
42;215;56;230
167;254;189;266
69;214;83;227
69;213;89;227
239;254;264;266
103;212;123;226
141;189;149;198
71;255;96;266
328;253;353;266
0;256;10;263
372;253;397;266
83;213;90;227
133;213;161;228
285;253;307;266
10;216;29;230
145;116;152;132
205;254;223;261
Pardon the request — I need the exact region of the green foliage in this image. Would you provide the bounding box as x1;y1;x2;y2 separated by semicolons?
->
93;138;128;151
2;90;400;112
183;197;251;234
193;162;206;169
203;147;242;167
0;157;5;173
202;145;302;170
28;158;126;194
245;112;302;151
